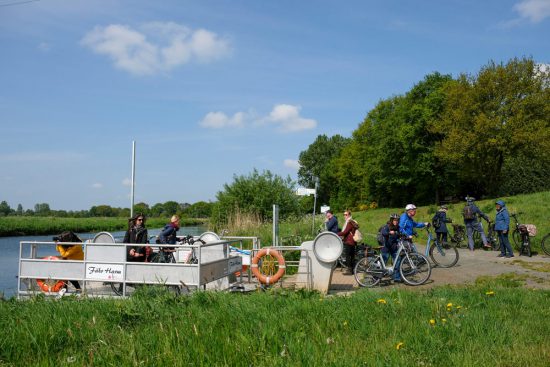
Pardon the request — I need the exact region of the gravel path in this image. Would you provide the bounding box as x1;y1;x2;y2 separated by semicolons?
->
329;247;550;293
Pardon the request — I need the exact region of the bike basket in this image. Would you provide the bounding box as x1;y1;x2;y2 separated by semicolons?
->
525;224;537;237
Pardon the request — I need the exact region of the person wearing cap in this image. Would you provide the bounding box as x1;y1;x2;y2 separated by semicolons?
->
463;196;491;251
399;204;429;242
432;205;452;245
324;210;340;234
495;200;514;258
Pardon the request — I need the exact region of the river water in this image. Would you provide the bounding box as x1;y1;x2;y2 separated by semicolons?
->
0;226;206;299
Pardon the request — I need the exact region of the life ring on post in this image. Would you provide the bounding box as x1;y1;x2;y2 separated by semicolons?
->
36;256;66;293
250;248;286;285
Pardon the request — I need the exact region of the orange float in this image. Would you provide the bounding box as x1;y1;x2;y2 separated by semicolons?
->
36;256;66;293
250;248;286;285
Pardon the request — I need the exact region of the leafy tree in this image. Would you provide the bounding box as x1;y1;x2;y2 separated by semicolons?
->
133;202;150;216
163;201;180;216
184;201;213;218
16;204;23;216
0;201;12;216
89;205;115;217
34;203;51;216
212;169;300;225
297;134;350;207
433;58;550;197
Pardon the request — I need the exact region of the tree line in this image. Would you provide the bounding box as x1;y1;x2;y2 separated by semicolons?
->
298;57;550;209
0;200;214;219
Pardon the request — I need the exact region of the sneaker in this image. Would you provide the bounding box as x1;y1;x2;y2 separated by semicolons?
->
393;279;403;283
506;255;515;258
497;254;505;257
483;243;492;249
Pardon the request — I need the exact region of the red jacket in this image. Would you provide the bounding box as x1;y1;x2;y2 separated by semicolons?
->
338;220;356;246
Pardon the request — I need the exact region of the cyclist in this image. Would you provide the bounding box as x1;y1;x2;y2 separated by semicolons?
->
463;196;491;251
380;213;402;282
432;205;452;245
337;210;358;275
495;200;514;258
124;213;149;262
157;215;180;263
399;204;429;249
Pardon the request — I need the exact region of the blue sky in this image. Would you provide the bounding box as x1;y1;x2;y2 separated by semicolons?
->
1;0;549;211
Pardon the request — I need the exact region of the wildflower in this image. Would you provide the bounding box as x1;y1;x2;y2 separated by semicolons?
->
485;291;495;296
442;318;447;323
396;342;404;350
326;337;334;345
446;303;453;308
343;320;348;327
456;305;462;310
429;319;436;326
377;299;387;304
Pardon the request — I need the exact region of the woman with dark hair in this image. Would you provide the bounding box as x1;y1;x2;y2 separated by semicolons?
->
337;210;358;275
124;213;149;262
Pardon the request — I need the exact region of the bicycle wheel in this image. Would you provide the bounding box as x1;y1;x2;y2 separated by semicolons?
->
353;257;382;287
512;229;521;250
399;253;431;286
429;242;459;268
542;233;550;256
110;283;123;296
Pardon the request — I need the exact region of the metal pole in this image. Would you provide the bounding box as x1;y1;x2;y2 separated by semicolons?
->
130;141;136;217
312;177;318;234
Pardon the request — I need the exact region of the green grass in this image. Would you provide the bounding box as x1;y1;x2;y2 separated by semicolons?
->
0;217;207;237
0;285;548;366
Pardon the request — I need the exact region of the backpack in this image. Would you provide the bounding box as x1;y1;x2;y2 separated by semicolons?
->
376;225;385;246
463;205;475;220
431;214;441;229
352;220;363;243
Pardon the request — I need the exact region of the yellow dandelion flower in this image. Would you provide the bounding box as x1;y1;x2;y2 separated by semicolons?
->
396;342;404;350
442;318;447;323
456;305;462;310
429;319;436;326
485;291;495;296
377;299;387;304
447;303;453;308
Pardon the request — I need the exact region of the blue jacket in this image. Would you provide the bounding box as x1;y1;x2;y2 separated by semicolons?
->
432;210;451;233
494;200;509;231
159;223;178;244
399;212;425;236
380;223;399;253
325;216;339;234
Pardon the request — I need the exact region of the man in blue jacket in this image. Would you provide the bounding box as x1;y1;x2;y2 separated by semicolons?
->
324;210;339;234
495;200;514;258
399;204;429;250
463;196;491;251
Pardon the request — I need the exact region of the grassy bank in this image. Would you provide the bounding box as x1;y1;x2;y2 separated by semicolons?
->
1;283;548;366
0;217;208;237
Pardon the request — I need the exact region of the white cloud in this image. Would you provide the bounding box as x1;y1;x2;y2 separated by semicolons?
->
81;22;230;76
199;111;246;129
514;0;550;23
199;104;317;133
284;159;301;170
122;178;132;187
266;104;317;132
91;183;103;189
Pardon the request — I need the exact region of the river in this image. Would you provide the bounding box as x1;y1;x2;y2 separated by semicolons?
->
0;225;206;299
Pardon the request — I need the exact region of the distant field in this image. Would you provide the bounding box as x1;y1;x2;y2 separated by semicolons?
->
0;217;207;237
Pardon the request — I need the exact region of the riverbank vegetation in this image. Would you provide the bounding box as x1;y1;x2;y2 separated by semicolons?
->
1;283;548;366
0;217;207;237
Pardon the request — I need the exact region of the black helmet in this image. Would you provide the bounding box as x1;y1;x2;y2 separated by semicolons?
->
465;196;475;202
390;213;399;220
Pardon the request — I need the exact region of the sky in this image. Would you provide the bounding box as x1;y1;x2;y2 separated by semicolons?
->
0;0;549;211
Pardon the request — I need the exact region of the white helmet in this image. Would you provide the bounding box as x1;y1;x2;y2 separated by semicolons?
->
405;204;417;211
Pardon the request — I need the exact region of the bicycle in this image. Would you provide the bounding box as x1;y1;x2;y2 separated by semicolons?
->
354;236;431;287
423;226;459;268
333;243;378;270
510;213;532;257
450;224;467;248
473;221;499;251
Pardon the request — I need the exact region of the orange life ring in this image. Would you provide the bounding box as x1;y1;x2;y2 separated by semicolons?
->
250;248;286;285
36;256;66;293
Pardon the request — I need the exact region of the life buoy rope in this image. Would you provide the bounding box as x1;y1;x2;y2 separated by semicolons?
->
36;256;66;293
250;248;286;285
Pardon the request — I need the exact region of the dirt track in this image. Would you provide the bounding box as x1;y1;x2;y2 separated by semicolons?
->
329;246;550;293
